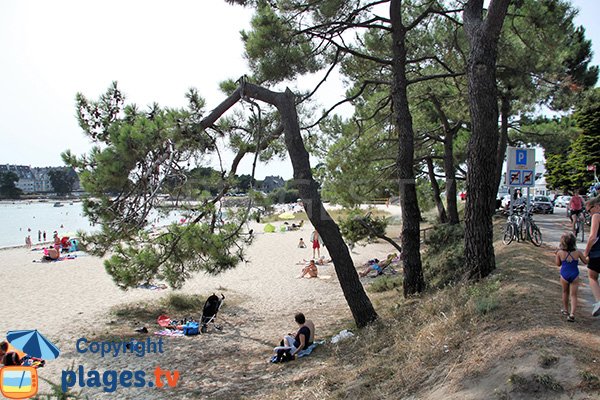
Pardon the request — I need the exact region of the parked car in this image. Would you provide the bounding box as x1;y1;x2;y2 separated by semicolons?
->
555;195;571;208
532;195;554;214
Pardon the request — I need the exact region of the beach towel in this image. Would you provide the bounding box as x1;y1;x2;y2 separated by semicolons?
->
154;329;185;337
138;283;168;290
297;340;324;358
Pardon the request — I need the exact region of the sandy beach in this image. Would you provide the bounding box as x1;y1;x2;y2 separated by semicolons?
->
0;206;401;399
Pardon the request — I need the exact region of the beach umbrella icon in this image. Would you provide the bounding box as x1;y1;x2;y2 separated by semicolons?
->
6;330;60;360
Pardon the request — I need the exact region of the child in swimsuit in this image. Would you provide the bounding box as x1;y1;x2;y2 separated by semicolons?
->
555;232;588;322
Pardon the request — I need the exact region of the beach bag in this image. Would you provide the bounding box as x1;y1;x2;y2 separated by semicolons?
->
183;321;199;336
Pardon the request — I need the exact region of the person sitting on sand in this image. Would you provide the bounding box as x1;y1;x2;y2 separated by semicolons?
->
2;351;21;366
42;247;60;261
299;260;318;278
298;238;306;248
273;313;315;360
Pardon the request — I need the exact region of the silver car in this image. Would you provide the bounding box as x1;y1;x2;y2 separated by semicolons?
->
555;195;571;208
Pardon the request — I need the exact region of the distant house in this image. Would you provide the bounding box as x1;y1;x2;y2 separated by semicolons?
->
261;175;285;192
0;164;35;193
0;164;81;193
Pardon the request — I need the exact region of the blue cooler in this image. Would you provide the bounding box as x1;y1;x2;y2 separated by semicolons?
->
183;321;199;335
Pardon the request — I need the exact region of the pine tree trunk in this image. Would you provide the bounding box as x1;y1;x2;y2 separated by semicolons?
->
463;0;511;279
494;94;511;191
444;129;460;224
390;0;425;295
426;157;448;223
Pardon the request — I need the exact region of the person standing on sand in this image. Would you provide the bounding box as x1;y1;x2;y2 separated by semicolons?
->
25;236;32;248
43;231;46;242
38;230;41;242
584;196;600;317
310;230;323;259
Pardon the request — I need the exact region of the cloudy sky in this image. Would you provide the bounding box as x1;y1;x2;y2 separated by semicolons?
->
0;0;598;179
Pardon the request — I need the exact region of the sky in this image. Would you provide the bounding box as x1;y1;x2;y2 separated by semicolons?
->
0;0;599;180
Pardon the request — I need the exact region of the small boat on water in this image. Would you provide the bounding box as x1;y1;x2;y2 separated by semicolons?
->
53;202;64;207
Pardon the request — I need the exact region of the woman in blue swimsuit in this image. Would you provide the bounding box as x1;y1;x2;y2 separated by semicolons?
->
555;232;588;322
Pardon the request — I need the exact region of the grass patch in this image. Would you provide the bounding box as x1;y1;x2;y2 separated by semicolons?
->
422;223;466;289
539;352;559;369
367;275;403;293
579;370;600;390
34;363;84;399
508;373;528;388
533;374;563;392
466;278;501;315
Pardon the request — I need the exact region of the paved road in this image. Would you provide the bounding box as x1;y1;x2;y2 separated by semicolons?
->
531;206;599;317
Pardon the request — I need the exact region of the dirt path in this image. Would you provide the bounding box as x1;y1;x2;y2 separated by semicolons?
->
533;209;599;318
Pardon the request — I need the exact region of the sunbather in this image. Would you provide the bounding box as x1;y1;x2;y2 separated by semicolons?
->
359;253;398;277
299;260;318;278
42;247;60;261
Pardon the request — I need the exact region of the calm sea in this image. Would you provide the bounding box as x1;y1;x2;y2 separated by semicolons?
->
0;202;97;248
0;201;187;248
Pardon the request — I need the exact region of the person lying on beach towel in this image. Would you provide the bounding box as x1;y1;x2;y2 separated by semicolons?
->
359;253;398;277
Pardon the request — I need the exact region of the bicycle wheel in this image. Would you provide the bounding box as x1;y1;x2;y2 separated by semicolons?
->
503;223;515;245
519;221;527;242
530;225;542;247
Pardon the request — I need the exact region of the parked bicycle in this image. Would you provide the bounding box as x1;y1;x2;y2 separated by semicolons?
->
502;205;542;246
520;206;543;246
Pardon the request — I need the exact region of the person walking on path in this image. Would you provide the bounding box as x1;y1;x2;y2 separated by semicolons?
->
555;232;587;322
584;196;600;317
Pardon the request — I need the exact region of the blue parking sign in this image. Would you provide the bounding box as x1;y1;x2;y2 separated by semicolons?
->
516;149;527;165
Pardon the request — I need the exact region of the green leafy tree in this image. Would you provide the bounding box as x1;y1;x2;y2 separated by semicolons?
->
48;168;76;197
0;172;22;199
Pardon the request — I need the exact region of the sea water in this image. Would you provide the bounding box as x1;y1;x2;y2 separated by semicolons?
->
0;202;97;248
0;202;187;248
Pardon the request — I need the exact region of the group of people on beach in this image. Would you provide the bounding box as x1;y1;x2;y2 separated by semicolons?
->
556;196;600;322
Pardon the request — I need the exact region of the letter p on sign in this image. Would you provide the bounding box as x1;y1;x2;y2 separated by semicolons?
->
516;149;527;165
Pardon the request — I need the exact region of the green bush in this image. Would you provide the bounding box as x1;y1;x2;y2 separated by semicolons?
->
268;188;300;204
339;210;388;245
367;275;403;293
422;223;466;289
468;279;501;315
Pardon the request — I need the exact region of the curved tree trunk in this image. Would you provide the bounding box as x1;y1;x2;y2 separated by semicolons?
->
390;0;425;295
430;95;460;224
202;82;378;327
463;0;510;279
426;156;448;223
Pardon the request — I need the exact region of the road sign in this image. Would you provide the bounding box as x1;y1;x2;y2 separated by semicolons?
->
521;170;534;186
506;147;535;187
509;170;521;185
